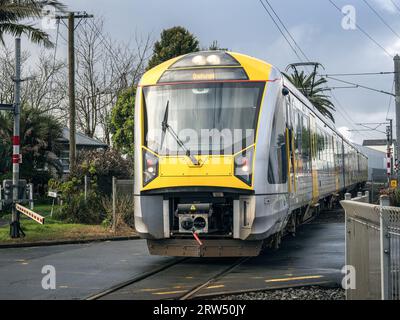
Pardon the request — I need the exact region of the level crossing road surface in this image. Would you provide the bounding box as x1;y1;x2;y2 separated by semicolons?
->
0;212;345;300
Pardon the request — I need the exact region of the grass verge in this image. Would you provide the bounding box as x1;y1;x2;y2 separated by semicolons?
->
0;204;136;245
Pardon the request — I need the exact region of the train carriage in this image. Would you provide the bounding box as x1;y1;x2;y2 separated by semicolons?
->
133;51;368;257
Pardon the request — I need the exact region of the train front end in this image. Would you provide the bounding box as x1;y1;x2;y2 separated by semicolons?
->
134;51;280;257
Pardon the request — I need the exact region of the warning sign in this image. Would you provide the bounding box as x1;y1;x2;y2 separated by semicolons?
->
16;204;45;224
391;180;398;188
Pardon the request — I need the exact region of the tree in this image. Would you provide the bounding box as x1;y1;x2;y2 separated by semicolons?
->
110;87;135;156
0;108;63;184
207;40;228;51
74;18;151;144
0;0;65;48
147;26;200;70
284;71;336;122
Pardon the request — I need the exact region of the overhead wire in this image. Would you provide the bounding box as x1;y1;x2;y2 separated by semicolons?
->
362;0;400;40
390;0;400;14
263;0;311;62
386;80;396;120
324;76;396;97
328;0;394;58
257;0;304;62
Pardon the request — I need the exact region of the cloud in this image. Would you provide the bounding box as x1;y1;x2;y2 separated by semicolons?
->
372;0;398;14
338;127;354;142
387;38;400;56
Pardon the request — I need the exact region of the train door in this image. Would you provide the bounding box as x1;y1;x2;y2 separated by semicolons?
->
333;135;340;192
285;94;296;197
309;114;319;203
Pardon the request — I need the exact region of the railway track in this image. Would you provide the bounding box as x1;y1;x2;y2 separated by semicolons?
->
85;258;187;300
86;257;251;300
86;213;344;300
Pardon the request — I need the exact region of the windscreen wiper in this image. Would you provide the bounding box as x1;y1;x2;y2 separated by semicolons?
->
160;101;200;166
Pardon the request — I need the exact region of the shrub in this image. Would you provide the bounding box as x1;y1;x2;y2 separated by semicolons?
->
71;149;133;195
379;187;400;206
101;195;135;230
54;191;105;224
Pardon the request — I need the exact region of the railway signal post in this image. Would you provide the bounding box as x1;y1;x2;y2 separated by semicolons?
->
10;38;22;238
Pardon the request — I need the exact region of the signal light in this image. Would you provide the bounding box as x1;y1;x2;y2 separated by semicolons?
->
143;150;159;186
234;147;254;185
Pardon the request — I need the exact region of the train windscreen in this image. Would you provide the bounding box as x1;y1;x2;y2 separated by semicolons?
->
142;82;265;155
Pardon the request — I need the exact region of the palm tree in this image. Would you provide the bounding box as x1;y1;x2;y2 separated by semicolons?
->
284;71;336;123
0;0;65;48
0;108;63;181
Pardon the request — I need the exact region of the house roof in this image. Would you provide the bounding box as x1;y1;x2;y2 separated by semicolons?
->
58;128;108;148
362;139;396;147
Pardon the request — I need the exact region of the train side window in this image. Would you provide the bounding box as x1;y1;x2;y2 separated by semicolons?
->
295;112;302;173
302;115;311;172
268;94;287;184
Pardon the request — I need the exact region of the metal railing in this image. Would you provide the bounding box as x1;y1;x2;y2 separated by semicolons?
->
341;193;400;300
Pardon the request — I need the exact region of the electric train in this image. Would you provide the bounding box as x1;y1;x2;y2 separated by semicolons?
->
133;51;368;257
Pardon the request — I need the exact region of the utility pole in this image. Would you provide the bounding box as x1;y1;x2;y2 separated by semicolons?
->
68;13;76;172
56;12;93;172
394;55;400;183
386;119;393;185
10;38;21;238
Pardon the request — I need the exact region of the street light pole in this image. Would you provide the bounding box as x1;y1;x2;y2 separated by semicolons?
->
10;38;21;238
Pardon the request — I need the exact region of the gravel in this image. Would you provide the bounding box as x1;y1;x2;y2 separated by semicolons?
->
214;286;345;300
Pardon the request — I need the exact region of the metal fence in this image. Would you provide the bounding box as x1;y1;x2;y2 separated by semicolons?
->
111;178;134;232
341;194;400;300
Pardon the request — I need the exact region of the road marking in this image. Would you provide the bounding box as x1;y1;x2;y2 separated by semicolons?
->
152;290;187;295
140;288;159;292
265;275;324;283
206;284;225;290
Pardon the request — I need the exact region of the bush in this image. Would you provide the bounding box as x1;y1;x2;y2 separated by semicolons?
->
379;187;400;206
101;195;135;230
71;149;133;195
54;191;105;224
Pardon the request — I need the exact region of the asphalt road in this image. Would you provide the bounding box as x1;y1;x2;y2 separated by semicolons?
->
0;240;174;299
100;222;344;299
0;213;345;300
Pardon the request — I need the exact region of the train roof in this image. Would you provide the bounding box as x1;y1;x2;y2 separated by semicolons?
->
139;51;276;86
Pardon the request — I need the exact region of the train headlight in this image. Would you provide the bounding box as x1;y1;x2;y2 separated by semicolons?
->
192;55;207;66
234;147;254;186
143;150;159;186
206;54;221;65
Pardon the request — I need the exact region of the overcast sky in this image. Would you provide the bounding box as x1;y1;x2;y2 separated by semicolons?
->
8;0;400;144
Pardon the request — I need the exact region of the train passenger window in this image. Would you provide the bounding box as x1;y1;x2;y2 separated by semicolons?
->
268;95;287;184
294;112;302;173
302;115;311;172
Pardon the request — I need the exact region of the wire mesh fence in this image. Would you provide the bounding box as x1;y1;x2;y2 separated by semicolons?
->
341;196;400;300
384;207;400;300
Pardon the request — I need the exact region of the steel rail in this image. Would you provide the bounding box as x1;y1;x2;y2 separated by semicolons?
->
85;257;188;300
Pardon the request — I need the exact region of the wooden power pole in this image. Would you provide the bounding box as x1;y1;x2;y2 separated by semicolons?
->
395;55;400;183
56;12;93;172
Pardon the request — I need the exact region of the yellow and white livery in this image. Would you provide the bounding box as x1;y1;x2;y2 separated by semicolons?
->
134;51;368;257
